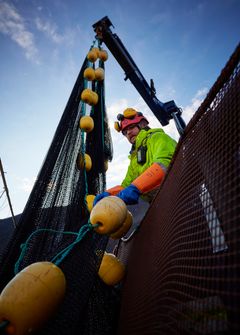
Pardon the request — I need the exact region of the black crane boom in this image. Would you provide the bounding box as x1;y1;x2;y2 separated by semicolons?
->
93;16;186;135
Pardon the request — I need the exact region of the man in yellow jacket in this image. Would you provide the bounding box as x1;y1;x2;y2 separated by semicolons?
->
94;107;177;206
94;107;177;263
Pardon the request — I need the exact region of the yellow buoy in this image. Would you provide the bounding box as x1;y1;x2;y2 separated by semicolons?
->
86;194;96;212
98;50;108;62
91;91;98;105
81;88;94;105
81;89;98;106
87;50;98;63
0;262;66;335
91;47;100;57
98;252;125;286
83;67;95;81
104;160;108;172
110;210;133;239
77;153;92;172
79;116;94;133
94;68;104;81
90;196;127;235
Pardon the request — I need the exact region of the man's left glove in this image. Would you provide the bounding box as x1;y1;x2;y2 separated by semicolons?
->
116;163;166;205
116;184;141;205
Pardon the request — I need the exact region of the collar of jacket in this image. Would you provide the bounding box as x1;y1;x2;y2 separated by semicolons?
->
129;128;164;154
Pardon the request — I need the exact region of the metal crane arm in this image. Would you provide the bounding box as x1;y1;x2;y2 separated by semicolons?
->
93;16;186;135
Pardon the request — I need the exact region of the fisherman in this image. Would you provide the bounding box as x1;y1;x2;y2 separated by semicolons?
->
94;108;177;262
94;107;177;205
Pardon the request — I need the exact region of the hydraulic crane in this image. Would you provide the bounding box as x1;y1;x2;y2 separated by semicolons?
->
93;16;186;136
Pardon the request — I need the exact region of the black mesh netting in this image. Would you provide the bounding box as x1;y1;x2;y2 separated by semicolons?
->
1;42;239;335
118;44;240;334
0;53;120;334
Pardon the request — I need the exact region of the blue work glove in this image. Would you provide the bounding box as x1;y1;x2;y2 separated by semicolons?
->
93;191;110;206
116;184;141;205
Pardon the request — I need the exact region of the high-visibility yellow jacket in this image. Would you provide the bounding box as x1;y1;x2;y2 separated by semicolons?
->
121;128;177;189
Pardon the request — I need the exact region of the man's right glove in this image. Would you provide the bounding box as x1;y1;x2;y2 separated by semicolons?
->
93;191;110;206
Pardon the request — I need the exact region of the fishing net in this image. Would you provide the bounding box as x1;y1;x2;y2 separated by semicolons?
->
118;44;240;334
0;45;120;335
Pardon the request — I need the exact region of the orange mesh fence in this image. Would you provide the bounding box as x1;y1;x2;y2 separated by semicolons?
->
118;44;240;335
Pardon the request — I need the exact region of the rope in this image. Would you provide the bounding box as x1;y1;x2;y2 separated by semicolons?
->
100;79;105;147
81;42;101;209
51;221;97;266
14;222;98;274
80;102;89;208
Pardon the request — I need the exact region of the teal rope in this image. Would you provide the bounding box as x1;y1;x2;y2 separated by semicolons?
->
80;83;89;207
83;166;89;207
81;41;99;208
80;122;88;197
83;78;88;90
79;100;89;205
91;40;97;49
100;82;105;147
14;223;97;274
51;221;96;266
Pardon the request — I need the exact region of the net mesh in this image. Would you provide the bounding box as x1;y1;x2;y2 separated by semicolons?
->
118;43;240;334
0;50;119;334
1;41;239;335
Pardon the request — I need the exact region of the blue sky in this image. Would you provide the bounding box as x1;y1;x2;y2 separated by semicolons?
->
0;0;239;218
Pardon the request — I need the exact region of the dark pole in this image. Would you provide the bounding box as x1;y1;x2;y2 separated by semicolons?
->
0;158;16;228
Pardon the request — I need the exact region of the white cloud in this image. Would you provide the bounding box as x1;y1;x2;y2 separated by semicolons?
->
35;17;64;44
106;87;208;140
16;176;36;193
107;154;129;187
0;1;39;62
107;98;129;128
106;96;180;142
106;98;133;187
35;17;76;46
183;87;208;123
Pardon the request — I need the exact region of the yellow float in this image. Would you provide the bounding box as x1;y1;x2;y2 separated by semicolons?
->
110;210;133;239
83;67;95;81
81;88;94;105
79;116;94;133
98;252;125;286
86;194;96;212
81;89;98;106
0;262;66;335
77;153;92;172
98;50;108;62
91;91;99;105
91;47;100;57
104;160;108;172
94;68;104;81
90;196;127;235
87;50;98;63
